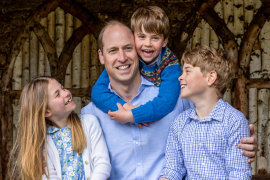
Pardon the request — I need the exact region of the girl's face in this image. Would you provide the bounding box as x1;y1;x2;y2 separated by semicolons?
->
45;79;76;128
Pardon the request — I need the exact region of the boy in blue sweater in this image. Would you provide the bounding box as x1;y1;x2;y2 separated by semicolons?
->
159;45;251;180
91;6;181;125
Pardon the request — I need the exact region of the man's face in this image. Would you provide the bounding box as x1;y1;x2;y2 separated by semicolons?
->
99;24;139;85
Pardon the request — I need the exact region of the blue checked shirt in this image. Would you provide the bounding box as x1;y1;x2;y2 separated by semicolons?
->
82;76;192;180
160;99;251;180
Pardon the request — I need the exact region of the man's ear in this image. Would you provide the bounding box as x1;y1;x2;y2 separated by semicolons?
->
207;70;217;86
98;49;105;65
45;110;51;118
162;37;168;47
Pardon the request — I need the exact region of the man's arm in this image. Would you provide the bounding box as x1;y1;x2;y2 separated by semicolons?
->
238;124;258;163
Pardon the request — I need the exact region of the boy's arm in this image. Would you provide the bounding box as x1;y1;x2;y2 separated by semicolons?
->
226;115;252;179
91;69;126;113
159;115;186;180
132;64;181;123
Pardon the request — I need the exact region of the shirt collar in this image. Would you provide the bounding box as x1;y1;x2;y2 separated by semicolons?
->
108;75;154;98
189;99;226;122
47;125;71;134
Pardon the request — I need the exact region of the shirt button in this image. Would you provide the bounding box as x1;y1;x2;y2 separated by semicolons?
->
85;161;89;165
135;141;139;145
137;163;141;166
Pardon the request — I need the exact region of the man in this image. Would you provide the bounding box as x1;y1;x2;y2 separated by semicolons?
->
81;20;256;180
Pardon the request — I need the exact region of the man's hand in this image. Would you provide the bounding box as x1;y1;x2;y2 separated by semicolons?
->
108;103;134;123
238;124;258;163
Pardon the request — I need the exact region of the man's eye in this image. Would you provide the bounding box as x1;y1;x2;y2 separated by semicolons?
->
125;46;132;51
109;49;116;53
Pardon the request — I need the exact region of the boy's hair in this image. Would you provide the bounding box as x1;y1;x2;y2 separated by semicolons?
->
181;45;232;98
131;6;170;39
98;20;130;52
8;76;86;180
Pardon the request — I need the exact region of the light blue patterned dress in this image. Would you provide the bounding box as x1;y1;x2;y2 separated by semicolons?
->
47;126;85;180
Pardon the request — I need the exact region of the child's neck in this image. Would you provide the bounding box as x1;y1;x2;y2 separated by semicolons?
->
192;94;219;120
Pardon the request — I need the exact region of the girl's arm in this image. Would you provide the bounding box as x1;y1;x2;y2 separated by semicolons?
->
132;64;181;123
85;114;111;179
91;69;126;113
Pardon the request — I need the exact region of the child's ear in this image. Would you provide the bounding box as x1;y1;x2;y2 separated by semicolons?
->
45;110;51;118
207;71;217;86
162;37;168;47
98;49;105;65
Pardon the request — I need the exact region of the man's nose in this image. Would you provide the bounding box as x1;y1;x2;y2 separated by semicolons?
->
118;50;127;62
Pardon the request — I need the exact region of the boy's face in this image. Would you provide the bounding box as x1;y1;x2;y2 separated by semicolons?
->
178;63;209;101
134;26;168;64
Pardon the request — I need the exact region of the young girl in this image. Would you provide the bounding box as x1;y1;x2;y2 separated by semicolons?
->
8;76;111;180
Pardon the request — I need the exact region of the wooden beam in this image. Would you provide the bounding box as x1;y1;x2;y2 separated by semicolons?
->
239;3;270;74
247;80;270;89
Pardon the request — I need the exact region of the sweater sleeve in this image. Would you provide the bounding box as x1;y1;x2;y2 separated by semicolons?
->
131;64;181;123
91;69;126;113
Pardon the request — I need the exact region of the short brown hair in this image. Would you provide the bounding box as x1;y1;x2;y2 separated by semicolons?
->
98;20;130;52
131;6;170;39
181;45;232;98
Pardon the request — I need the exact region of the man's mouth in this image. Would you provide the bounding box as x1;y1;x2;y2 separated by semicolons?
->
181;85;186;88
117;65;130;70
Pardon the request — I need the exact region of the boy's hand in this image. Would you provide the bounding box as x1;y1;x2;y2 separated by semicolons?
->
123;103;138;110
238;124;258;163
159;178;169;180
108;103;134;123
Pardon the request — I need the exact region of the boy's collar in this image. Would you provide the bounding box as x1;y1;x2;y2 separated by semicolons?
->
189;99;226;122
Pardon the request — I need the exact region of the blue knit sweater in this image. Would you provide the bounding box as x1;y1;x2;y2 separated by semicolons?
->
91;47;181;123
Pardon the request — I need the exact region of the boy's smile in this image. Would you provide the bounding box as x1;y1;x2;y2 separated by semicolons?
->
134;26;167;64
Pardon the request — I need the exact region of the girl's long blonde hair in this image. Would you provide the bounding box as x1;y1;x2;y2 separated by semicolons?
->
8;76;86;180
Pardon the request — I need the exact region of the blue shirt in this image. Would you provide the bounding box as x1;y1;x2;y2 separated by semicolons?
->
81;76;191;180
47;126;85;180
160;99;251;180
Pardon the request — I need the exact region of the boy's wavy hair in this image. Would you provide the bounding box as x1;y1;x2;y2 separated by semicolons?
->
131;6;170;39
8;76;86;180
181;45;232;98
